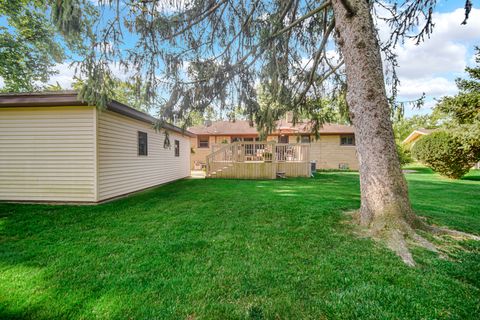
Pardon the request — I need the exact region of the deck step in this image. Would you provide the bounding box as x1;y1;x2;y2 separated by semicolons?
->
276;171;287;179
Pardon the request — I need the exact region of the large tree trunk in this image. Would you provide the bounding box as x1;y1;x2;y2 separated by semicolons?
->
331;0;423;264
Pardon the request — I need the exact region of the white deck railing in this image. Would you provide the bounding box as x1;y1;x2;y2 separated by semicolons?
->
206;141;310;177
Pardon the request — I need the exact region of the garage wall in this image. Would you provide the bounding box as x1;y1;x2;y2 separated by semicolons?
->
0;106;96;202
97;110;190;201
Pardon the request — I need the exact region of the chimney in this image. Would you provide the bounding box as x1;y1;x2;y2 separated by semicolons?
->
286;112;294;123
204;120;212;127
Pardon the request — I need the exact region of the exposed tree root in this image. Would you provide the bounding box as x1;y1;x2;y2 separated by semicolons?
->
415;219;480;241
346;211;480;267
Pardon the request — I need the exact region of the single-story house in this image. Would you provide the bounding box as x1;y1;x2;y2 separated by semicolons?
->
0;92;195;203
188;117;358;170
402;128;435;145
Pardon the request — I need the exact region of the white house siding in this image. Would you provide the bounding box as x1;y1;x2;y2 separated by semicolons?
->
0;106;96;202
97;110;190;201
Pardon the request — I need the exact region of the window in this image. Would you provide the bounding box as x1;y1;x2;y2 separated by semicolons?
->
174;140;180;157
301;135;311;143
231;137;259;142
198;136;209;148
138;131;148;156
278;135;289;144
340;135;355;146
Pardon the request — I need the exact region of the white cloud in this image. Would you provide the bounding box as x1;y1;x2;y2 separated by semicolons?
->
397;77;457;99
403;99;438;117
156;0;191;14
0;61;130;90
45;63;77;88
44;62;132;89
468;51;478;66
422;99;438;111
395;41;467;79
376;7;480;105
378;8;480;79
394;8;480;79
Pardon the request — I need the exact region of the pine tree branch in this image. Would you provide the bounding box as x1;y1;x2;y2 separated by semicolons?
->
462;0;473;25
293;18;336;105
165;0;228;40
270;0;332;39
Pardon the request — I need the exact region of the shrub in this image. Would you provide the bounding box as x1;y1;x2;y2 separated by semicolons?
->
411;131;479;179
396;142;412;166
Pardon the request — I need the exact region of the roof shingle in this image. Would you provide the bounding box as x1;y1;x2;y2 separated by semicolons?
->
188;120;354;135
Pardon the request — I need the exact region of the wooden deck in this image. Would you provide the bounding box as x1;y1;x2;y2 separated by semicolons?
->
206;141;310;179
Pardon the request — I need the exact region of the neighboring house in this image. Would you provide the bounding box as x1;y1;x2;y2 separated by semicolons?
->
188;118;358;170
402;128;435;146
0;92;195;203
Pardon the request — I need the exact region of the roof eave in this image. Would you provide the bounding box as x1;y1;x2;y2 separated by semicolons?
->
0;92;195;137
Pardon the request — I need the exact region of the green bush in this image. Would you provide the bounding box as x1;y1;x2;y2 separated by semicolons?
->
411;131;479;179
396;142;412;166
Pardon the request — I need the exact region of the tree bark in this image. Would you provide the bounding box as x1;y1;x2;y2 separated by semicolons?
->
330;0;417;232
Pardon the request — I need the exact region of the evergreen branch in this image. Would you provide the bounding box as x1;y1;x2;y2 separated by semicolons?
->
462;0;473;25
293;18;336;105
270;0;331;39
164;0;228;40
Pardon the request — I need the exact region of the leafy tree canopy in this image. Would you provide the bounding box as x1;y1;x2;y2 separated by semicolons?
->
0;0;95;92
393;114;440;142
435;47;480;126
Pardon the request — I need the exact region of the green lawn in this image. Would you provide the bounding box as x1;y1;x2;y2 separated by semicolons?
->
0;168;479;319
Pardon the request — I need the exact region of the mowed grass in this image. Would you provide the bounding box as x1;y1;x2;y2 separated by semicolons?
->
0;168;479;319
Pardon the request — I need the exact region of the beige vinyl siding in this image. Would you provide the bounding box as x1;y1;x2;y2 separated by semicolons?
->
190;136;215;169
97;110;190;201
191;133;359;170
0;106;96;201
310;135;358;170
214;136;230;144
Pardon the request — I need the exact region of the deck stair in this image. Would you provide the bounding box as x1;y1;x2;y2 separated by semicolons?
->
205;141;311;179
276;171;287;179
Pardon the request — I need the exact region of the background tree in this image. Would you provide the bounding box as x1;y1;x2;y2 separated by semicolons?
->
406;47;480;179
73;78;151;112
55;0;477;265
435;47;480;127
0;0;94;92
393;114;439;142
435;46;480;153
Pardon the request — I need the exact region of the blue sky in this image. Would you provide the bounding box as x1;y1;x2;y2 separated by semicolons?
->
1;0;479;118
377;1;480;116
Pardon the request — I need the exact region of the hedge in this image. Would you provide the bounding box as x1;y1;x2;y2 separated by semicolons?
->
411;131;478;179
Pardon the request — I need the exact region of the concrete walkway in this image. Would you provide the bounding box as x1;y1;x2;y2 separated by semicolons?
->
190;170;206;179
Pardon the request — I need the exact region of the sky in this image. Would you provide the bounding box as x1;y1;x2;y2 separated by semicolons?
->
1;0;479;118
378;2;480;117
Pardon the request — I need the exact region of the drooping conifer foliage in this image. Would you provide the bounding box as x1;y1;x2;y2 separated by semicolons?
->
57;0;471;131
